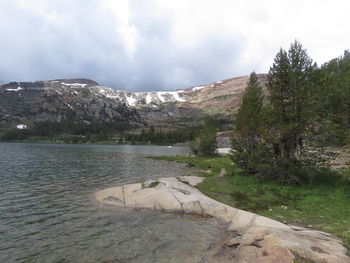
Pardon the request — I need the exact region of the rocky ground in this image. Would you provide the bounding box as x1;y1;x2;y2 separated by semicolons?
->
95;176;350;263
328;146;350;170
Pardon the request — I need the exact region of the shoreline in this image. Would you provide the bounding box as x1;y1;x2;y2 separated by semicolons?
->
95;176;350;263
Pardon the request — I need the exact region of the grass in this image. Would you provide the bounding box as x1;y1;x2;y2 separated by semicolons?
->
152;155;235;177
141;180;160;188
152;155;350;246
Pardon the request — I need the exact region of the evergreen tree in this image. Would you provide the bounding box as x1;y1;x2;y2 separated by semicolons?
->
267;40;316;159
231;72;265;173
234;72;263;153
314;50;350;146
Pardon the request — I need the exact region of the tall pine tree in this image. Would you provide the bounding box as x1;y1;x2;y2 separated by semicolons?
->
231;72;265;173
235;72;264;153
315;50;350;146
267;40;316;159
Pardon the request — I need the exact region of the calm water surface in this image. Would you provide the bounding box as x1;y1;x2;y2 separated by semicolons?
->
0;143;223;263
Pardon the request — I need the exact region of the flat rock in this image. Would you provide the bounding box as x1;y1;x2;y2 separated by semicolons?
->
95;176;350;263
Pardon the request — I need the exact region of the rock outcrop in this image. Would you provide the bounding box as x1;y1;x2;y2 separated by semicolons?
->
95;176;350;263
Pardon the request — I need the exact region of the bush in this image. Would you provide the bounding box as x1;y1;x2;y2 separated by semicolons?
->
190;117;218;156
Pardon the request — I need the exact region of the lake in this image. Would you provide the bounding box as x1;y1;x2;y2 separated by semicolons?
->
0;143;223;263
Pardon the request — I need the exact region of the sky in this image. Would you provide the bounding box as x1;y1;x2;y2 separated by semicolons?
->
0;0;349;91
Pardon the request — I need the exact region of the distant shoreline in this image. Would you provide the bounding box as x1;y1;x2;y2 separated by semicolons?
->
0;139;187;147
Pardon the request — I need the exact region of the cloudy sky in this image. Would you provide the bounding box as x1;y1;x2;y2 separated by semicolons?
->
0;0;349;91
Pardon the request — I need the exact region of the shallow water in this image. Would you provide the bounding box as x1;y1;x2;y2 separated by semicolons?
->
0;143;223;263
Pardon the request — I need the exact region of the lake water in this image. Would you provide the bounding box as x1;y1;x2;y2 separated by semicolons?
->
0;143;224;263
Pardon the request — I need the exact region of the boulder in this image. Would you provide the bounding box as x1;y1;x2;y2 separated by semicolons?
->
95;176;350;263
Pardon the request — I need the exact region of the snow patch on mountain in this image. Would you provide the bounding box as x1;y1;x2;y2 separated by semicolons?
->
16;124;27;129
126;94;137;106
146;94;152;104
171;91;186;102
6;87;23;92
192;86;205;91
61;82;87;87
89;86;187;107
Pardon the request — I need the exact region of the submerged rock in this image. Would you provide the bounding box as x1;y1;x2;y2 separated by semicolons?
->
95;176;350;263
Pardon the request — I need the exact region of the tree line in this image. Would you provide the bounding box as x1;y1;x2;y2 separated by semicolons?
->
0;120;131;142
124;117;224;147
124;126;200;145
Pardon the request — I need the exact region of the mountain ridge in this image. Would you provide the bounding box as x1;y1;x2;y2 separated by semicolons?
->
0;74;268;130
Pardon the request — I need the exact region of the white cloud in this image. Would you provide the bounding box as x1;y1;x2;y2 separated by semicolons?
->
100;0;138;56
144;0;349;70
0;0;349;90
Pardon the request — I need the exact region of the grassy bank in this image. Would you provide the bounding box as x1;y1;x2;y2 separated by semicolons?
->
152;155;350;246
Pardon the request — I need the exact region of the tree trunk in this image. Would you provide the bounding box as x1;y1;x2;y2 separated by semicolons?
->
279;134;302;159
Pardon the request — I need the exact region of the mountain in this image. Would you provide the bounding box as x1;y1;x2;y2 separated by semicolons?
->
0;74;267;130
0;80;140;128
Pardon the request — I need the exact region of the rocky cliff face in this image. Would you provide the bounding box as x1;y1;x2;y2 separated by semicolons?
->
0;80;140;127
0;74;267;129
